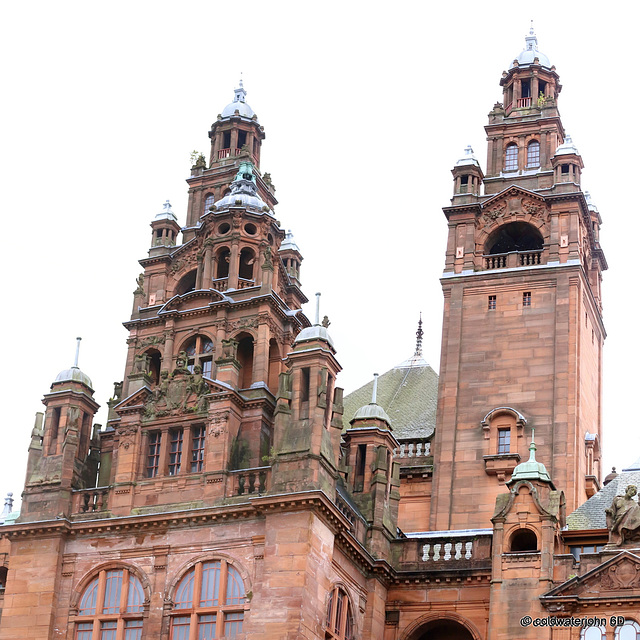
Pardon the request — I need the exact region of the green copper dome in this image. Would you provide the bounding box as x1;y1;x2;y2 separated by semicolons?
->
509;433;551;484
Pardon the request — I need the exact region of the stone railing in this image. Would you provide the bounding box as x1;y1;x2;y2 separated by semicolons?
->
484;249;543;270
394;440;430;459
401;529;493;565
211;277;228;292
73;487;110;514
229;466;270;496
237;278;256;289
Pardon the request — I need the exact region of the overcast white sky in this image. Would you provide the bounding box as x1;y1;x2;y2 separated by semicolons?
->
2;1;639;510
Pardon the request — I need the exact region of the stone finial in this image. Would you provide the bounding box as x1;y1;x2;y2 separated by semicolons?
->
372;373;379;404
315;292;321;325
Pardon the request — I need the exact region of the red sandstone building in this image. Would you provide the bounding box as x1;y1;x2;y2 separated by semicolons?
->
2;29;639;640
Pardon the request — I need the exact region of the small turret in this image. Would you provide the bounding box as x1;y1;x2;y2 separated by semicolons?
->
451;145;484;202
343;373;400;557
150;200;181;251
20;338;100;522
551;134;583;188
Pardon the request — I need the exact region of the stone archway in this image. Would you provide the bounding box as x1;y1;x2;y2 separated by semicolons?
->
406;618;477;640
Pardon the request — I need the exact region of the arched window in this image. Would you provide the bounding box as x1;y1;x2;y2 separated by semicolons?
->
509;528;538;552
325;586;354;640
238;248;255;281
204;193;215;216
582;625;606;640
216;248;230;279
504;143;518;171
236;334;254;389
170;560;246;639
176;270;197;296
616;621;640;640
527;140;540;167
75;568;145;639
183;334;215;378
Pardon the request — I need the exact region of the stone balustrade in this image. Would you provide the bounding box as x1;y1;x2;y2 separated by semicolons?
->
73;487;110;514
229;466;270;496
394;440;431;459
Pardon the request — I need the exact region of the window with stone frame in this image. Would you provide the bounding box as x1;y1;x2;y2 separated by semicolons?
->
204;193;215;216
580;625;606;640
504;143;518;171
146;432;161;478
497;428;511;454
191;425;206;472
526;140;540;167
615;621;640;640
184;335;215;378
168;429;184;476
74;568;145;640
170;560;247;639
325;586;355;640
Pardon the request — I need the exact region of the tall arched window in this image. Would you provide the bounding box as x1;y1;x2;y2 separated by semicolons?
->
183;334;215;378
75;567;145;639
170;560;246;639
325;586;354;640
527;140;540;167
582;625;606;639
504;143;518;171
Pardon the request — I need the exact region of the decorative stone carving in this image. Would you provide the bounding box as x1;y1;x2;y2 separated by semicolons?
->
523;200;545;218
321;315;331;328
143;363;210;420
262;246;273;269
209;411;229;437
219;338;239;360
227;317;258;332
138;335;166;348
479;203;507;228
134;274;144;295
606;485;640;546
599;560;640;590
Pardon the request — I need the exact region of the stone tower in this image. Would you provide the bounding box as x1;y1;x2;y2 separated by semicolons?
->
430;27;607;531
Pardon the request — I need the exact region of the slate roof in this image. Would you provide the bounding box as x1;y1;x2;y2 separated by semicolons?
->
342;356;438;440
567;457;640;530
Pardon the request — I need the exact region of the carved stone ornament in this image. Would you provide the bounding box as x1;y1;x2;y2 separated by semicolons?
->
138;335;166;348
522;199;545;218
117;425;138;450
479;203;507;228
143;365;210;420
227;316;259;332
209;411;229;437
606;485;640;546
599;560;640;590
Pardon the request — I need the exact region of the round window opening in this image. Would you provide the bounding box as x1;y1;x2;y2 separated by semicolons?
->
244;223;257;235
218;222;230;235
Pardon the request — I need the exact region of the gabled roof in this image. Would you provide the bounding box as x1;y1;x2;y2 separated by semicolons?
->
342;357;438;440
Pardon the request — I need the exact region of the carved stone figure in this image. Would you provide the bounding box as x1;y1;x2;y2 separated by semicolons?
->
134;274;144;295
321;315;331;328
606;485;640;546
262;246;273;269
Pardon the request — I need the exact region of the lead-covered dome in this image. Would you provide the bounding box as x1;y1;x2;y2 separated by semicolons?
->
54;366;93;389
510;26;552;70
220;80;257;121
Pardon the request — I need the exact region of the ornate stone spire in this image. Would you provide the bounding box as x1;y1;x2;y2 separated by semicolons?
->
414;314;424;357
